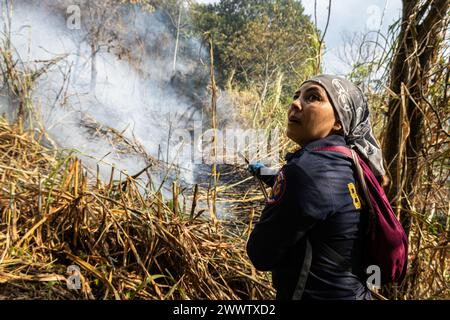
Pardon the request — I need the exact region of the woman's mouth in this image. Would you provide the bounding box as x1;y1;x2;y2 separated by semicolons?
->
288;116;301;124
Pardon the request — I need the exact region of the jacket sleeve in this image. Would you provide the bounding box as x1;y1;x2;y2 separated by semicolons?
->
258;173;277;187
246;162;334;271
255;166;279;187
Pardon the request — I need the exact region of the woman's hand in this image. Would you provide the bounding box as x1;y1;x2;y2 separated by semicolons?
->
247;161;266;176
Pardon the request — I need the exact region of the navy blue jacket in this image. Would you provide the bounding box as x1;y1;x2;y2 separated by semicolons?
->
246;135;371;300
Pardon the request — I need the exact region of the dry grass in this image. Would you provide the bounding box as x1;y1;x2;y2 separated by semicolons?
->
0;116;274;300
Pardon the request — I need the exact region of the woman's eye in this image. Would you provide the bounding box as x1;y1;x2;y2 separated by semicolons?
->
307;94;320;102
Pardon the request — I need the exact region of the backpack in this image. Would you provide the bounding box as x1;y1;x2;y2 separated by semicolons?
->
314;146;408;285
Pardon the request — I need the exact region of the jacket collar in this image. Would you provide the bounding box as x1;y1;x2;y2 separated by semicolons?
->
285;134;347;162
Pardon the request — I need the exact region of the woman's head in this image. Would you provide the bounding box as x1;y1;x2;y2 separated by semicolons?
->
286;74;386;177
286;81;342;146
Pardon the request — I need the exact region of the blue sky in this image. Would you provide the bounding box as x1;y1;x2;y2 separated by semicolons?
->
195;0;403;74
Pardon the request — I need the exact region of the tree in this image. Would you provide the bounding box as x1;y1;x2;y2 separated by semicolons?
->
192;0;318;103
382;0;449;237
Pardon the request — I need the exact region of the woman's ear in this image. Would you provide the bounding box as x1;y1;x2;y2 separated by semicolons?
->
377;175;390;188
333;121;343;132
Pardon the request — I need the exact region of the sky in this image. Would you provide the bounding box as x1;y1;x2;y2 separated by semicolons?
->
195;0;403;74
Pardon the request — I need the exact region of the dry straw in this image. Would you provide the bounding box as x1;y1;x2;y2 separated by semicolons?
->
0;116;274;300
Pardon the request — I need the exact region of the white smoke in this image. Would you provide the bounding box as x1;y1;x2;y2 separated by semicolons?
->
0;0;227;188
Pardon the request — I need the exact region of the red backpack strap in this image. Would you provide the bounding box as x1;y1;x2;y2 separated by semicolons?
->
313;145;352;157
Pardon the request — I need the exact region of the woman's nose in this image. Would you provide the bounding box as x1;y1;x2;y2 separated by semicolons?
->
291;99;302;111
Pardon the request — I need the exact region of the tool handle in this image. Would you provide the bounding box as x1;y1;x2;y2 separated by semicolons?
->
257;178;269;201
238;152;269;201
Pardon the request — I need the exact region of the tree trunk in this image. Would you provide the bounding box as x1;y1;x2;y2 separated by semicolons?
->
383;0;449;237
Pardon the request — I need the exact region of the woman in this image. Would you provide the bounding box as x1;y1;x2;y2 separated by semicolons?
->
246;74;386;300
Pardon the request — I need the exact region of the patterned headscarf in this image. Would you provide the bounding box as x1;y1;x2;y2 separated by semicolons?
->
302;74;386;177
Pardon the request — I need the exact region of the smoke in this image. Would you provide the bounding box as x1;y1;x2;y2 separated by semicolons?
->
0;0;241;190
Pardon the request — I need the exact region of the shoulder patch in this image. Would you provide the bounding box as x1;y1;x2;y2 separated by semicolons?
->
348;182;362;209
267;169;286;205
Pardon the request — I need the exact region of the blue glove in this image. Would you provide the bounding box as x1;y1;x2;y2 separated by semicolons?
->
247;161;265;176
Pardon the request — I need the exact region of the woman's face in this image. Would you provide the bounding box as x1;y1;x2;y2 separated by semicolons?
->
286;82;341;146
